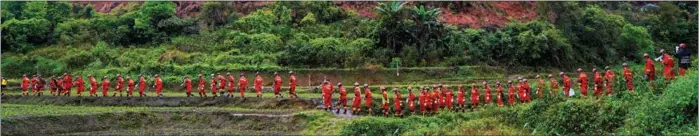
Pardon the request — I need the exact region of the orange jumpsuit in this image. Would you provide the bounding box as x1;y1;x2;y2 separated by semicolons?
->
407;91;415;111
445;89;453;110
89;77;98;96
101;79;110;96
227;75;236;94
323;83;333;108
75;77;85;96
484;85;491;104
496;85;503;107
273;75;282;95
457;88;465;106
352;87;362;110
508;84;516;104
523;83;531;102
662;53;675;79
562;75;572;97
115;76;124;94
138;77;146;96
218;75;226;90
183;78;191;94
382;91;389;111
645;58;656;81
419;90;427;112
22;77;29;95
623;68;634;91
536;79;545;98
31;77;37;95
49;79;57;95
289;75;297;96
471;85;479;107
198;76;206;96
431;91;440;113
578;72;589;97
364;88;372;108
211;78;218;95
254;76;263;96
425;90;433;111
517;82;525;102
593;72;603;97
604;70;615;95
154;77;163;96
127;79;135;96
238;76;248;97
394;92;402;113
550;78;560;95
63;75;72;95
339;86;347;107
434;89;443;108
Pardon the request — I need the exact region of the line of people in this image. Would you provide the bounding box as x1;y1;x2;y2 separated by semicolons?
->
319;46;692;116
180;71;299;99
20;73;163;97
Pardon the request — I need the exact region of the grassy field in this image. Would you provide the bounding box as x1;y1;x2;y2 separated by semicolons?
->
2;104;302;117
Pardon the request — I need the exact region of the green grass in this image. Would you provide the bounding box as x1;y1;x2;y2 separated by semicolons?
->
1;104;302;117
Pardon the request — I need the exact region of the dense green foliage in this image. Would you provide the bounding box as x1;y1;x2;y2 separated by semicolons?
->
1;1;697;78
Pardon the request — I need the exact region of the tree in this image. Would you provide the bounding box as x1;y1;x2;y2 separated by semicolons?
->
410;5;443;59
375;1;407;54
199;2;227;28
616;24;654;61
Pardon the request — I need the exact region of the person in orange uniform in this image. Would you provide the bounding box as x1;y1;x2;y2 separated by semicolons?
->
210;74;218;97
660;49;675;80
418;87;426;114
381;86;390;116
273;72;283;98
604;66;615;96
483;81;491;104
288;71;298;99
74;76;85;97
30;75;38;96
561;72;572;97
337;82;348;114
335;82;347;114
137;74;147;97
321;80;333;111
456;85;466;112
434;85;443;110
88;75;98;97
516;77;524;102
470;83;480;111
49;77;58;96
101;76;110;97
644;53;656;81
126;77;135;97
523;79;531;102
393;88;403;117
227;73;236;97
536;75;545;98
114;74;124;97
407;87;416;114
592;68;603;98
425;87;433;113
507;80;515;105
198;74;207;97
496;81;504;107
63;73;73;96
153;74;163;97
577;68;589;98
549;74;559;97
21;74;29;96
181;76;193;97
363;84;373;115
254;72;264;98
438;84;446;109
445;85;454;111
217;73;226;96
35;75;45;96
351;82;362;114
431;86;440;113
622;63;634;94
238;73;248;98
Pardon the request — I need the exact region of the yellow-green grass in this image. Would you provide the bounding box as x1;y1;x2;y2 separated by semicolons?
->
1;104;303;117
